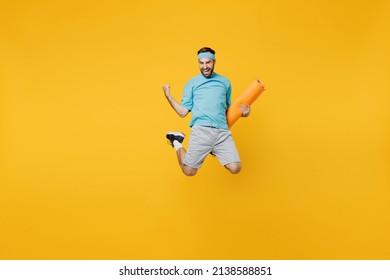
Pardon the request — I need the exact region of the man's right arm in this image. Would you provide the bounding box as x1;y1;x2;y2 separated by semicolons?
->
162;84;189;118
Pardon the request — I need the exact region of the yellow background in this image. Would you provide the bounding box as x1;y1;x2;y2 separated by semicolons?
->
1;0;389;259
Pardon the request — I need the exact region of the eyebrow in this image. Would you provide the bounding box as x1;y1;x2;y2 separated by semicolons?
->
199;59;212;64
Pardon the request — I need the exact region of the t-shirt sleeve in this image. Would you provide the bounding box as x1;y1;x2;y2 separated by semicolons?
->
181;82;193;111
226;82;232;108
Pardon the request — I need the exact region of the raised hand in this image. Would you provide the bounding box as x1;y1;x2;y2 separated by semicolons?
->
162;84;171;96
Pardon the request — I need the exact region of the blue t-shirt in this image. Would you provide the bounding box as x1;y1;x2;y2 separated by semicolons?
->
181;73;231;130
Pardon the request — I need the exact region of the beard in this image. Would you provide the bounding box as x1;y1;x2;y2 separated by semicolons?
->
200;66;214;78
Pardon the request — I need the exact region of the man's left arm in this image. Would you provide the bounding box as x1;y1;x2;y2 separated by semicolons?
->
226;82;251;117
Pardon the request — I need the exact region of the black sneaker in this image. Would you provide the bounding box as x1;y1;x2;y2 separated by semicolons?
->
166;132;185;147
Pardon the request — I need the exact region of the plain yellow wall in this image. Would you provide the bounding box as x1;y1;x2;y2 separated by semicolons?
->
1;0;389;259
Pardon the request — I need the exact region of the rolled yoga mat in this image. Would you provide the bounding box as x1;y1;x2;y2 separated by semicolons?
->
227;79;265;128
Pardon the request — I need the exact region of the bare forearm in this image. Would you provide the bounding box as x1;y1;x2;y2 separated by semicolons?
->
165;93;188;117
162;85;189;118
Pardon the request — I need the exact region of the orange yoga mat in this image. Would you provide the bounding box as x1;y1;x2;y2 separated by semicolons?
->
227;79;265;128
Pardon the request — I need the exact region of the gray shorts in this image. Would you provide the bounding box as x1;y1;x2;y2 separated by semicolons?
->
183;125;240;169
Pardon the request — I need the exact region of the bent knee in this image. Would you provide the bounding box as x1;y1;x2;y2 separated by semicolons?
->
226;162;242;174
182;166;198;176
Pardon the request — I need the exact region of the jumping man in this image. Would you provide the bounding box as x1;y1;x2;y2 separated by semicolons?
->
163;47;251;176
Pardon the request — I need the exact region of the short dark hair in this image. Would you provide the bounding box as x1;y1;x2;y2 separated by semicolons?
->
197;47;215;55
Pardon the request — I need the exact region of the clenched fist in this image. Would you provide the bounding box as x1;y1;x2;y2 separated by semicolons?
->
162;84;171;96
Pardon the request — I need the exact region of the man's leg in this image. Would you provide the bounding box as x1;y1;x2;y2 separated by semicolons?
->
213;129;242;175
166;132;198;176
177;147;197;176
224;162;242;174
